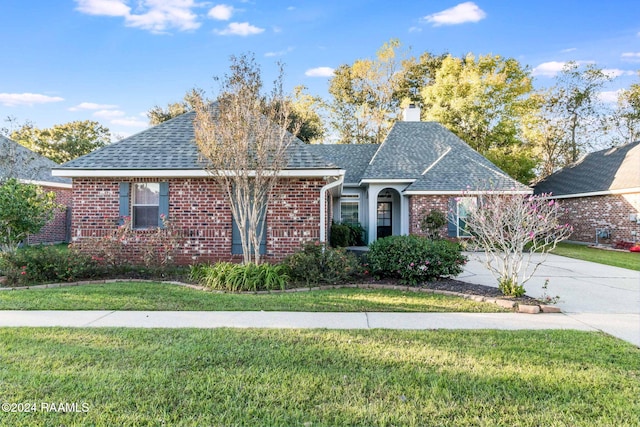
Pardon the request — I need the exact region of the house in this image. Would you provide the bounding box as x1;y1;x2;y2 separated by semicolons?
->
534;140;640;244
0;135;72;244
52;105;528;263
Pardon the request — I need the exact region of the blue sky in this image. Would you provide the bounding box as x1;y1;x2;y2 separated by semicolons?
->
1;0;639;139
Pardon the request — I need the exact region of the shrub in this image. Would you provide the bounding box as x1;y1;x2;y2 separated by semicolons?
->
330;222;366;247
189;262;289;292
367;235;467;285
283;242;361;286
419;209;447;240
0;245;102;286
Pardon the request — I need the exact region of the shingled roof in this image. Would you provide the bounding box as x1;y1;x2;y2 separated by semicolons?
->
0;135;71;185
58;111;338;171
307;121;526;193
534;140;640;196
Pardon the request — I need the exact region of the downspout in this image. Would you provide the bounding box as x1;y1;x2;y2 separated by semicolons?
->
319;175;344;243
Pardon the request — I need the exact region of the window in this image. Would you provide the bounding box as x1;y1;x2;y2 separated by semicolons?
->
133;183;160;229
119;182;168;229
448;197;477;238
340;195;359;225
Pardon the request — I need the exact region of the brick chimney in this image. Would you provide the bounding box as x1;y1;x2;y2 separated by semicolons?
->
402;103;421;122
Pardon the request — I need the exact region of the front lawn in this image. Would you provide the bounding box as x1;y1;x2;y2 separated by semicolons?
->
1;328;638;426
0;281;504;312
552;242;640;271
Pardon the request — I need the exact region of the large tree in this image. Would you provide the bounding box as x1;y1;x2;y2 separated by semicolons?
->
11;120;110;164
147;88;204;125
605;74;640;146
328;39;413;144
193;54;298;264
420;53;539;183
289;85;326;144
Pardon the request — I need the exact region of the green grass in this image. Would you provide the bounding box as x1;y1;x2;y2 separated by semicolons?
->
552;242;640;271
0;328;638;426
0;282;505;312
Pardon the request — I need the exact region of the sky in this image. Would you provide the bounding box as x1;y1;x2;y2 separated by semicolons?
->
1;0;639;140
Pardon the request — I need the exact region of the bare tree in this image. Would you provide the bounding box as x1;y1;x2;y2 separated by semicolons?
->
193;54;298;264
463;190;573;296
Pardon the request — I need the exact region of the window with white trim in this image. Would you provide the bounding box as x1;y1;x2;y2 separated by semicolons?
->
456;197;477;238
133;183;160;229
340;194;359;225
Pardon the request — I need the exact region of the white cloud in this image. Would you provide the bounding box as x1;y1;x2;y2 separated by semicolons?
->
208;4;233;20
422;2;486;26
68;102;118;111
305;67;334;77
532;61;567;77
75;0;201;33
621;52;640;62
603;68;635;78
408;26;422;33
0;93;64;107
214;22;264;36
75;0;130;16
94;109;126;119
599;90;622;104
265;47;294;57
111;117;149;127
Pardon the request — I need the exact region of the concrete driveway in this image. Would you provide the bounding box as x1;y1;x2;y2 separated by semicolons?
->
459;252;640;346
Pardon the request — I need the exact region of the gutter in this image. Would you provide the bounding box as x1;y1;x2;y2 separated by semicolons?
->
319;176;344;243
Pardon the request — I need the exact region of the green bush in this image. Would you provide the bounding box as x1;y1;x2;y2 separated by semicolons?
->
419;209;447;240
330;222;366;247
367;235;467;285
189;262;289;292
283;242;362;286
0;245;102;286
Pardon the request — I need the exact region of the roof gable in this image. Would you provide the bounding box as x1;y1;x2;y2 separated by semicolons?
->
0;135;71;185
534;140;640;196
58;111;338;171
306;144;379;184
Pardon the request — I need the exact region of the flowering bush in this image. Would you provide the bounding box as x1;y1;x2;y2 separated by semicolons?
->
463;190;573;296
367;235;467;285
0;245;102;286
283;241;362;286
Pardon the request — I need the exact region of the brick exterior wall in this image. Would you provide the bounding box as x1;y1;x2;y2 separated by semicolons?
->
409;194;452;238
71;177;327;264
558;193;640;244
27;185;72;245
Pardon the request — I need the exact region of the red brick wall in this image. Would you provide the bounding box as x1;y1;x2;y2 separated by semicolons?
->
71;177;327;264
558;193;640;244
27;185;72;245
408;195;451;238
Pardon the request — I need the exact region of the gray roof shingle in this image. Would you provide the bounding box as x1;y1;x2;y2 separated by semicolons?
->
534;140;640;196
59;111;338;171
306;144;379;184
0;135;71;185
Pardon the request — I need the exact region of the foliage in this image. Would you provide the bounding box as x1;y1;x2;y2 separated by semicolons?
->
419;209;447;240
367;235;467;285
463;191;573;296
283;241;362;286
330;221;366;247
0;178;59;253
604;73;640;146
328;39;410;144
11;120;111;163
0;245;101;286
420;53;538;183
189;262;289;292
147;88;203;125
531;62;612;176
193;53;297;264
71;216;183;269
289;85;326;143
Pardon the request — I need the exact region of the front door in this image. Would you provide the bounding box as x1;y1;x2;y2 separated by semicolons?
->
376;201;392;239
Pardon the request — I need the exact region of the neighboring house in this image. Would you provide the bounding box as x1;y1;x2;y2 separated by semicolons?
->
52;105;528;264
0;135;72;244
534;140;640;244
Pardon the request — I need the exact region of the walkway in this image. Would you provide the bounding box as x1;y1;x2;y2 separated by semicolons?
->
0;253;638;347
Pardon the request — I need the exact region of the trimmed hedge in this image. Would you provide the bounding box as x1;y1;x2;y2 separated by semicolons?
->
367;235;467;285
